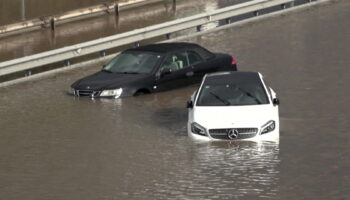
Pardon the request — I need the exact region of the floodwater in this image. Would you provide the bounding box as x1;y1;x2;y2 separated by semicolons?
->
0;0;119;25
0;0;350;199
0;0;248;62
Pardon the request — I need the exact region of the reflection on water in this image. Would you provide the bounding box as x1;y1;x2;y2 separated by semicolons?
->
138;141;280;200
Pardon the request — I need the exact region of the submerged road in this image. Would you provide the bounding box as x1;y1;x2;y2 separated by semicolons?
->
0;0;349;199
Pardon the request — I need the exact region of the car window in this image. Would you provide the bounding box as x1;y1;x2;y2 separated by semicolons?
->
194;46;215;60
159;52;189;72
196;82;269;106
187;51;203;65
104;51;161;73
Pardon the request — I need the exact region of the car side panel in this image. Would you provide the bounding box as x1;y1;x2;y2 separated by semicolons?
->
192;53;235;83
155;67;193;92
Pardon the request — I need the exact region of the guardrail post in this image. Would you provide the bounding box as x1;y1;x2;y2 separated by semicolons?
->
25;70;32;77
50;18;55;31
100;50;106;57
64;60;70;66
115;2;120;17
21;0;26;21
172;0;176;11
196;25;201;32
166;33;171;40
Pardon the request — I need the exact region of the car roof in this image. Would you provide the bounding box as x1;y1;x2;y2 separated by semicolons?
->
204;71;263;85
126;42;203;53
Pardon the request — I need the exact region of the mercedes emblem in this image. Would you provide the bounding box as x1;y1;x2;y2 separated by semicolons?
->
227;129;239;140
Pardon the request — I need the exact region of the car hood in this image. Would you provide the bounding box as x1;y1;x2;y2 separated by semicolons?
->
71;71;150;90
193;104;278;129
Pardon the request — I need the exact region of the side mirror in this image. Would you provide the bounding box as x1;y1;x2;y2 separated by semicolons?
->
273;98;280;106
186;100;193;109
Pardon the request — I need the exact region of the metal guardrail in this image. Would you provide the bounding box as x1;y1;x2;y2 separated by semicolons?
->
0;0;166;37
0;0;296;77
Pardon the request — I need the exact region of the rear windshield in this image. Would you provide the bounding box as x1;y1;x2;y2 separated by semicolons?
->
196;80;269;106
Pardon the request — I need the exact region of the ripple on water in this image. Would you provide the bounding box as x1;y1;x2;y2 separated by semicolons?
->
132;140;280;200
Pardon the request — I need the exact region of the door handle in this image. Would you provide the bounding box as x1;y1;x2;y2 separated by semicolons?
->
186;71;194;77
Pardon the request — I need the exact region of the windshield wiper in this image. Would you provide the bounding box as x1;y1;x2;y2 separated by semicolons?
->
234;86;262;104
209;92;231;106
122;72;139;74
101;69;112;73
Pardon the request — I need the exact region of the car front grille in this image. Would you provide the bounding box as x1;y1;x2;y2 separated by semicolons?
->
75;90;100;97
209;128;258;140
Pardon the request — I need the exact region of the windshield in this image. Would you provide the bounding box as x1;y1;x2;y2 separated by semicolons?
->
196;82;269;106
103;51;161;74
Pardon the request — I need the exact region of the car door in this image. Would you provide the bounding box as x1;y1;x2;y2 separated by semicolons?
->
154;51;192;91
187;50;210;84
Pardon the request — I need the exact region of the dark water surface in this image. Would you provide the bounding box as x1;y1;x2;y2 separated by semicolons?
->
0;1;349;199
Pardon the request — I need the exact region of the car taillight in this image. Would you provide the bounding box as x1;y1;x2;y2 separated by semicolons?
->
231;56;236;65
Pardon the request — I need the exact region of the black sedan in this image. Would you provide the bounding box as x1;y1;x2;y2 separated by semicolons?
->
70;42;237;98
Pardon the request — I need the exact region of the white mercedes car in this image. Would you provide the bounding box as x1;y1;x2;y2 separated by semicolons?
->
187;71;280;141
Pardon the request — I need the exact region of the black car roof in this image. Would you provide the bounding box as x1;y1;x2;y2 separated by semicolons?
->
127;42;203;53
204;71;262;85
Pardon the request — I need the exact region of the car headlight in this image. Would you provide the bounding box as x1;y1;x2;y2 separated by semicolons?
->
260;120;275;135
191;122;207;136
100;88;123;98
68;87;75;95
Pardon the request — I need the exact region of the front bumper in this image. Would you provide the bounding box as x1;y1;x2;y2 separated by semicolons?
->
74;89;100;97
70;89;102;98
187;123;279;142
70;88;127;98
